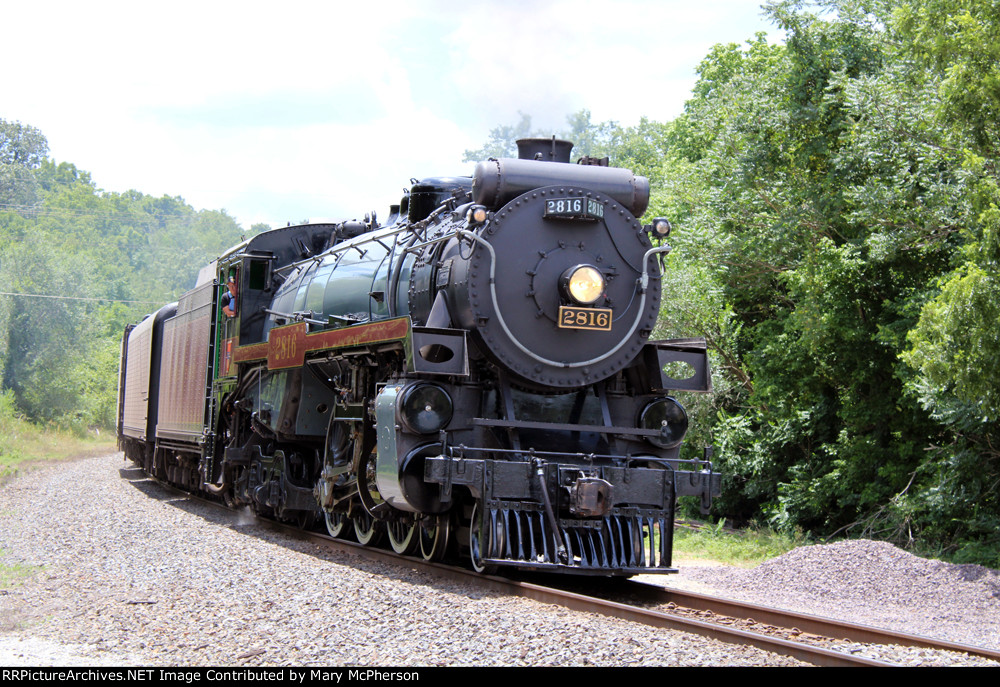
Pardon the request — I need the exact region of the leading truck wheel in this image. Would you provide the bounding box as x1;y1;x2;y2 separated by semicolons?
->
470;502;498;574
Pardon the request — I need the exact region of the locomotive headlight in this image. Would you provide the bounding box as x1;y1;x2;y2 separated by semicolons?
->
639;397;688;449
560;264;605;305
398;383;453;435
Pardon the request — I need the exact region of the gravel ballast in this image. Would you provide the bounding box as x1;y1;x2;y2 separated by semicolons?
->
0;454;802;667
1;453;998;667
677;538;1000;651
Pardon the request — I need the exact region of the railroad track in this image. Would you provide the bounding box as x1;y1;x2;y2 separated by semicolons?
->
156;479;1000;667
574;578;1000;665
252;515;1000;666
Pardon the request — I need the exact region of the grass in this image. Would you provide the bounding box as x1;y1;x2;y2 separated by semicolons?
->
0;402;116;484
0;403;97;596
0;548;43;632
0;549;42;589
0;401;104;621
672;518;812;568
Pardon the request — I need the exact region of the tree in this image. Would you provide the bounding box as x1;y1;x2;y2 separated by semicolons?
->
897;0;1000;419
655;0;971;535
462;110;628;163
462;112;536;162
460;5;1000;563
0;119;48;167
0;119;49;206
890;0;1000;561
1;121;249;430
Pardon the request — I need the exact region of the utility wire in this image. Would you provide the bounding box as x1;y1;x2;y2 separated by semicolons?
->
0;202;224;226
0;291;166;305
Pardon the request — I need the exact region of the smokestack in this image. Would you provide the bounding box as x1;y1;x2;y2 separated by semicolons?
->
515;137;574;163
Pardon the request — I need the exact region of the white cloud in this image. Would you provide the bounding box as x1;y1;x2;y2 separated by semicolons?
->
3;0;778;228
439;0;769;129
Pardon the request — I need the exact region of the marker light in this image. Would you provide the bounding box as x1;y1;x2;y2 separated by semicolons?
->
466;205;488;225
651;218;672;237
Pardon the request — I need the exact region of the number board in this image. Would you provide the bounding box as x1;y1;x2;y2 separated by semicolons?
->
558;306;613;331
544;196;605;221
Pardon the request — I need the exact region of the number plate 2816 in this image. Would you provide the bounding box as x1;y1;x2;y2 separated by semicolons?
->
544;196;604;221
558;306;612;331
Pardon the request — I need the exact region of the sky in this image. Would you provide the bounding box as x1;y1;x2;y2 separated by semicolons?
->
4;1;782;229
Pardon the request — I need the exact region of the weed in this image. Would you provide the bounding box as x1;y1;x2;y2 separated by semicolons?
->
0;549;42;589
0;407;115;484
673;519;811;567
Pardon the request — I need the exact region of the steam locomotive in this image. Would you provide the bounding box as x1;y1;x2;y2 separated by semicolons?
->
117;138;719;575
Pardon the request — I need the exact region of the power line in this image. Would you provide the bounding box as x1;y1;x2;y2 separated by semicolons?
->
0;202;222;226
0;291;166;305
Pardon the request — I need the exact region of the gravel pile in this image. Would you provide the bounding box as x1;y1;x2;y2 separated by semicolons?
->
679;539;1000;652
0;453;802;667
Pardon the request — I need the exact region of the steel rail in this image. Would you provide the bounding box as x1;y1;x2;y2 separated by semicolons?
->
626;580;1000;663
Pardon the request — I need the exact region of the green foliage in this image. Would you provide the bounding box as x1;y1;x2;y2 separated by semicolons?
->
904;265;1000;417
0;119;49;207
884;0;1000;565
0;120;48;168
0;385;116;481
463;110;642;165
468;0;1000;565
0;121;252;430
679;0;1000;566
672;519;812;567
894;0;1000;153
894;0;1000;425
0;390;25;475
462;112;536;162
0;548;41;590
